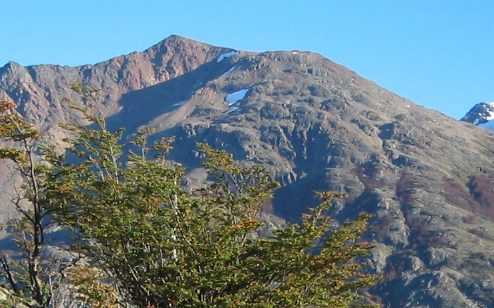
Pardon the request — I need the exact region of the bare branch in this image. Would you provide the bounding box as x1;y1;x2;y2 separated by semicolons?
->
0;255;19;294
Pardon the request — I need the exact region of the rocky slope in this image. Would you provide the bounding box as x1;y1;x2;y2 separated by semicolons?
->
1;35;494;307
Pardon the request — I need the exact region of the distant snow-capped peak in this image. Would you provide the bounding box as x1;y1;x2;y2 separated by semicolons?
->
461;102;494;130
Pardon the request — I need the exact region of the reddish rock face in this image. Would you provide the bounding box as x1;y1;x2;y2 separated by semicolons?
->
2;35;494;307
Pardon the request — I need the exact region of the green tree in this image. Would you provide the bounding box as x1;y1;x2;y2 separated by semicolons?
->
0;89;379;307
0;99;54;307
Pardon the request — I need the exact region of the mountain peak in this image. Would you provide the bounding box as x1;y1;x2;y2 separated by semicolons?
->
135;35;232;71
146;35;218;53
163;34;200;44
461;102;494;129
1;61;23;71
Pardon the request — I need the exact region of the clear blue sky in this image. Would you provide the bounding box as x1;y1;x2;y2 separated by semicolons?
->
1;0;492;119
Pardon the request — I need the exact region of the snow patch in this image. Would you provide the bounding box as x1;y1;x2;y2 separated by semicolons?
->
221;66;236;77
225;88;249;106
225;107;239;114
217;50;239;62
172;101;186;107
485;110;494;121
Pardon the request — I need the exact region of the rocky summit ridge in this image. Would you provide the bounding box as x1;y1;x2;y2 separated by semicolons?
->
1;35;494;307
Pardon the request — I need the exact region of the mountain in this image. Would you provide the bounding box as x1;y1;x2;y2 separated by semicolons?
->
462;102;494;130
2;35;494;307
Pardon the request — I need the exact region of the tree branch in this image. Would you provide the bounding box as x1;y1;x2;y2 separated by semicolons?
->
0;255;19;294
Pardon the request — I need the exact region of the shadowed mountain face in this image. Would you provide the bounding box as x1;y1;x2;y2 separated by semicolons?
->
2;35;494;307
